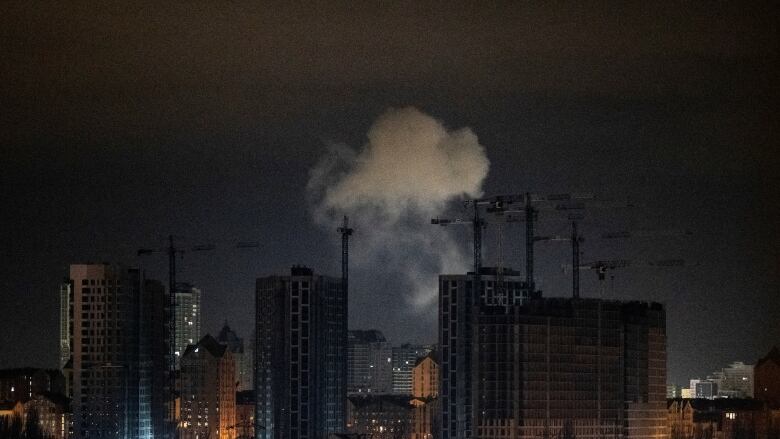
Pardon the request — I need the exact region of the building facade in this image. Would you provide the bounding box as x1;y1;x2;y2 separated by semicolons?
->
255;266;347;439
175;283;201;366
64;263;169;439
411;351;440;439
179;334;236;439
347;330;392;394
59;283;72;369
392;345;433;395
439;267;667;439
346;394;413;439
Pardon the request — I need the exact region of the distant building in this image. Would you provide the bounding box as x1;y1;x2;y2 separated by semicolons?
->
755;347;780;408
709;362;754;398
681;388;694;399
179;334;236;439
217;321;253;391
175;283;201;366
255;266;347;439
347;394;413;439
667;385;682;399
64;264;169;439
440;267;667;439
391;344;433;395
347;330;392;394
691;379;718;399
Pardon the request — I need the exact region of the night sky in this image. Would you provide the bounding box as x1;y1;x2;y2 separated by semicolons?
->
1;2;778;386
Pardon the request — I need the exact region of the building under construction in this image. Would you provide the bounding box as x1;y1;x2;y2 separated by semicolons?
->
439;268;667;439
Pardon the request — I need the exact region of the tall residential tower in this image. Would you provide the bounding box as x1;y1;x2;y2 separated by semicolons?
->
255;266;347;439
64;263;169;439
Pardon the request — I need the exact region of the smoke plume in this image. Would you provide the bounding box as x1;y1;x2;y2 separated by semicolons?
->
308;107;490;311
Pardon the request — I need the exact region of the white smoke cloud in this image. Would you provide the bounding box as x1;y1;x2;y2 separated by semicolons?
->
307;107;490;311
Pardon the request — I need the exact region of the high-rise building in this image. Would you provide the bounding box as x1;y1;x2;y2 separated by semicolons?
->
255;266;347;439
175;283;201;366
439;267;668;439
391;344;433;395
179;334;236;439
217;321;254;391
64;263;169;439
142;279;170;439
347;330;392;394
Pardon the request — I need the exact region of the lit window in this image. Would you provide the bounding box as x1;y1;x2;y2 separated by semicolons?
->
726;412;736;420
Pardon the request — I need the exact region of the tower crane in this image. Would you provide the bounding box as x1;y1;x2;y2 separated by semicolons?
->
432;192;596;296
564;258;685;298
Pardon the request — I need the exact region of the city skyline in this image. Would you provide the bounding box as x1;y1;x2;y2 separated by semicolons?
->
2;1;778;391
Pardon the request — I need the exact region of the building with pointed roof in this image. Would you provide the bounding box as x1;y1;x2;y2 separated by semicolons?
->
179;334;236;439
217;321;253;391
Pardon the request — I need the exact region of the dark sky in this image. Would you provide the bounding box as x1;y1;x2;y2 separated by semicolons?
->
1;1;778;385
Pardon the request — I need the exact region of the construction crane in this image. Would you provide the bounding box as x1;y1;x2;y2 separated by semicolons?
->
337;216;354;300
481;192;595;292
432;192;595;295
565;258;685;298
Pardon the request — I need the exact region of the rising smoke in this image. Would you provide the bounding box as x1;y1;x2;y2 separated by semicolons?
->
307;107;490;311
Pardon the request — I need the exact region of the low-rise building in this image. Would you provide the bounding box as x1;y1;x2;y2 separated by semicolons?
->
668;398;780;439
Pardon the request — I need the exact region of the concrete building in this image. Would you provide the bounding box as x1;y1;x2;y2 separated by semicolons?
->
391;344;433;395
255;266;347;439
440;267;667;439
179;334;236;439
709;362;754;399
347;330;392;394
346;394;413;439
755;347;780;408
64;264;169;439
217;321;253;391
175;283;201;367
